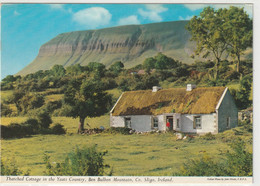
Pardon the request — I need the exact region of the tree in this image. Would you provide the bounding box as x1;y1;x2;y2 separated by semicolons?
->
109;61;124;75
87;62;106;78
186;7;228;79
64;79;112;133
2;75;16;83
20;93;45;114
154;52;178;69
233;74;252;109
66;64;84;76
50;65;65;77
221;6;252;73
8;90;26;114
143;57;156;73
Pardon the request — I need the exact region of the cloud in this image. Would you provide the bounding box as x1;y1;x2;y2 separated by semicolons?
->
179;15;194;20
14;10;20;16
138;4;168;22
49;4;64;10
118;15;140;26
145;4;168;12
72;7;112;29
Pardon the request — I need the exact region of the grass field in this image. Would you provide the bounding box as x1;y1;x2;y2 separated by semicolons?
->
1;116;252;176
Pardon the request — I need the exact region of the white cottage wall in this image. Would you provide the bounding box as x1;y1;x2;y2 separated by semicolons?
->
217;89;238;132
181;113;217;134
110;115;152;132
157;115;166;131
110;115;125;127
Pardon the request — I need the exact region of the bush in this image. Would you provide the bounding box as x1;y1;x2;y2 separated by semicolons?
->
175;155;225;176
225;139;252;176
44;100;62;113
217;130;236;143
0;103;12;117
200;132;216;140
51;123;66;134
175;139;252;176
36;111;52;129
44;145;110;176
1;158;29;176
239;120;253;132
52;104;73;116
23;118;40;133
0;122;36;139
106;127;132;135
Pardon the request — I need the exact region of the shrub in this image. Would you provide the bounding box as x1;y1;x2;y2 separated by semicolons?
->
217;130;237;143
106;127;132;135
44;145;110;176
52;104;73;116
51;123;66;134
0;103;12;116
44;100;62;113
225;139;252;176
1;158;29;176
175;154;225;176
36;111;52;129
200;132;216;140
175;139;252;176
23;118;40;133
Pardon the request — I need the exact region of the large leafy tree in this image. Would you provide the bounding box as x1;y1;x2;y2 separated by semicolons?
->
109;61;124;75
186;7;229;79
221;6;252;73
64;79;112;133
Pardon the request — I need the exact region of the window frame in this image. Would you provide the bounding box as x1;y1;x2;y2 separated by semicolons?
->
176;118;180;128
124;117;131;128
153;117;159;129
227;117;231;128
193;116;202;129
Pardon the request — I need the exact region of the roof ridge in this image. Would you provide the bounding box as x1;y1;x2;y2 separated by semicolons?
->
123;86;226;93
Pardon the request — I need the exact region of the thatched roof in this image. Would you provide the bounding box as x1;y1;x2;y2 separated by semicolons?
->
111;87;226;116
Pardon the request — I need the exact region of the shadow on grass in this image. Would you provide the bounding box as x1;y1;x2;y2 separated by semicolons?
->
129;151;145;155
149;166;172;172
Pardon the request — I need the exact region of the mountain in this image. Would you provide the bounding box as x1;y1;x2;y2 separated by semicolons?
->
17;20;197;75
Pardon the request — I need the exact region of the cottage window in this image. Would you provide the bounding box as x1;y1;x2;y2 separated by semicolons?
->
193;116;201;129
153;117;158;128
176;119;180;128
227;117;231;128
124;117;131;128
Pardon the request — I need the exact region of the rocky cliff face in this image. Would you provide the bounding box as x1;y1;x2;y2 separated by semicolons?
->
18;21;195;75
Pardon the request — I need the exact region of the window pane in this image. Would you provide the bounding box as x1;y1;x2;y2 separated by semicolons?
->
153;117;158;128
195;116;201;128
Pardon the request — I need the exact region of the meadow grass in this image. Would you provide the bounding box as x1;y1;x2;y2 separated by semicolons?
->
1;131;231;176
1;116;252;176
1;90;13;101
106;88;122;99
45;94;63;102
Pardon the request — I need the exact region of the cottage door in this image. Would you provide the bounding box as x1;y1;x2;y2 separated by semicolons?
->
166;116;173;131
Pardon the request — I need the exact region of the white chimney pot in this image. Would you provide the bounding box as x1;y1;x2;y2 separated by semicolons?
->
152;86;162;92
186;84;196;91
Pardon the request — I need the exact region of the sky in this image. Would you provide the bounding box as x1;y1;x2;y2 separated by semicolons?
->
0;3;253;79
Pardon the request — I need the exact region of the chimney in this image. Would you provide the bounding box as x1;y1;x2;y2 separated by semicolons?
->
152;86;162;92
186;84;196;91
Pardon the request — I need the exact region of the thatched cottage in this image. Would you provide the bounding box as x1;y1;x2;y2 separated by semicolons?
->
110;85;238;134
